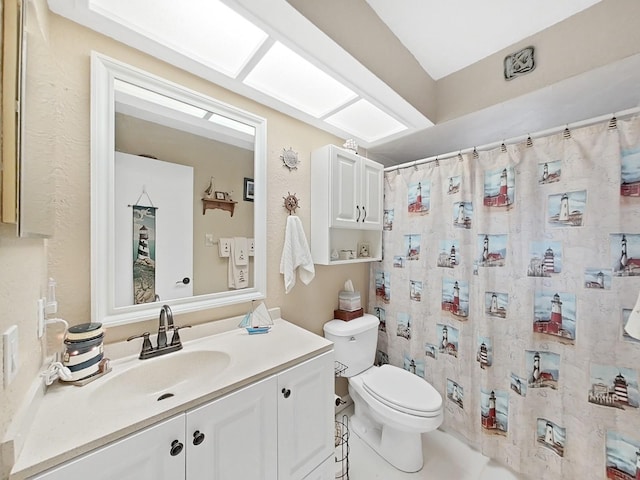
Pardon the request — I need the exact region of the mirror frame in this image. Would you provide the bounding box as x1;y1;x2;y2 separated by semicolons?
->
91;52;267;326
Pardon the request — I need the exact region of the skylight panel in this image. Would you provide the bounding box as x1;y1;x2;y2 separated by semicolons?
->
90;0;268;77
243;41;357;118
208;113;255;136
325;99;408;143
114;80;208;117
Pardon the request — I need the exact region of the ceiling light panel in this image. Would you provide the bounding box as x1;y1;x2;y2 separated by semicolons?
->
243;41;357;118
114;79;209;117
90;0;268;77
325;99;407;143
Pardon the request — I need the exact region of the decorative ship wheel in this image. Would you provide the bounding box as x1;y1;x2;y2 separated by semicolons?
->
283;192;299;215
281;147;300;171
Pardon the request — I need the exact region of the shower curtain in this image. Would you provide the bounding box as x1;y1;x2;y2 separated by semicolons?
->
370;116;640;480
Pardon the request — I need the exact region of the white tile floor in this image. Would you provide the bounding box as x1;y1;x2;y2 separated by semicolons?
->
337;407;526;480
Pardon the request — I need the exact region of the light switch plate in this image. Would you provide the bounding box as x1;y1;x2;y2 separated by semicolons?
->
3;325;19;387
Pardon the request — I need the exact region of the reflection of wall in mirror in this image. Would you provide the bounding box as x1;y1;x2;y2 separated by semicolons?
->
115;113;254;297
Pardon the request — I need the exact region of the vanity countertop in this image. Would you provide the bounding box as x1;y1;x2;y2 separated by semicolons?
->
9;317;333;479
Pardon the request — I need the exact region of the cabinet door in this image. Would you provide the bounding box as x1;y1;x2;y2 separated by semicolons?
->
186;376;278;480
277;351;334;480
330;149;360;228
360;158;384;229
32;415;186;480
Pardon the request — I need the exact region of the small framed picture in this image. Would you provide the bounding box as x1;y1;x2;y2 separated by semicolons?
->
358;242;370;258
214;191;226;201
243;177;254;202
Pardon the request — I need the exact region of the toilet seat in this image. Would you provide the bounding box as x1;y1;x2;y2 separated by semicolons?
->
362;365;442;418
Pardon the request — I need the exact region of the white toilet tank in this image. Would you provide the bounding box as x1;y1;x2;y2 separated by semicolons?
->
323;314;379;377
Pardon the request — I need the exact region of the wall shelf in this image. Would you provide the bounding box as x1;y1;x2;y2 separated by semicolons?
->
202;198;237;217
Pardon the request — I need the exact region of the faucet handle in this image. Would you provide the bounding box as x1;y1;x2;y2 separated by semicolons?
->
127;332;153;356
170;325;192;347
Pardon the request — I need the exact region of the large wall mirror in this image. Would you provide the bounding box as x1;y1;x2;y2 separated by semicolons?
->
92;53;267;326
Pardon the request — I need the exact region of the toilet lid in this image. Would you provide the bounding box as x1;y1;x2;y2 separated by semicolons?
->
362;365;442;417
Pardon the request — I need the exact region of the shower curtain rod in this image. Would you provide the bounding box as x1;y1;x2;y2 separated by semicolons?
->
383;105;640;172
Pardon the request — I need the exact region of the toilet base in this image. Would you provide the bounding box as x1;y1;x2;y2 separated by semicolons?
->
350;412;424;473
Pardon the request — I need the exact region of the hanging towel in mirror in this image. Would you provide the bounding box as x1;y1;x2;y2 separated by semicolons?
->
218;238;231;257
228;237;249;289
280;216;315;294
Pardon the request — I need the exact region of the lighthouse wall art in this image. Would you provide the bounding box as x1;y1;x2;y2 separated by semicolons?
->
538;159;562;184
408;180;430;215
403;353;425;377
480;389;508;435
484;291;508;318
437;323;459;358
527;241;563;276
372;117;640;479
620;144;640;196
483;166;515;208
447;378;464;409
441;278;469;319
477;233;507;267
611;233;640;276
536;418;566;457
132;205;157;304
588;364;639;410
605;431;640;480
547;190;586;227
453;201;473;229
532;291;577;343
437;239;460;268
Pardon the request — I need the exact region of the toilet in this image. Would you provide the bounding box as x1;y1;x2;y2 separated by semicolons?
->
324;314;443;473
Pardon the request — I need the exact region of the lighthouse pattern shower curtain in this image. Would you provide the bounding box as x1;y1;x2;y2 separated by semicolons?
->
370;117;640;480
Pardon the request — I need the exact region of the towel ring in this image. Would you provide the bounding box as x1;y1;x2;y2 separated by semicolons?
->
283;192;299;215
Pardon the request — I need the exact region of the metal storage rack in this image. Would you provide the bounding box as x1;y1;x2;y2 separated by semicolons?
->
335;414;349;479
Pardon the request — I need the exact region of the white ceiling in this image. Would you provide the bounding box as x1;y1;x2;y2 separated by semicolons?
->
364;0;603;80
48;0;640;167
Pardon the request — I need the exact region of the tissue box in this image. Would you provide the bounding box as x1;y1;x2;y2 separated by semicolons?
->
334;308;364;321
339;291;361;311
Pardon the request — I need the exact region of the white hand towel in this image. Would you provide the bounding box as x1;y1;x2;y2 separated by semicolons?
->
279;216;315;294
228;238;249;289
233;237;248;265
218;238;231;257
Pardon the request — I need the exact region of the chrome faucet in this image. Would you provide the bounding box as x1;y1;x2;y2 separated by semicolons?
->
127;304;191;360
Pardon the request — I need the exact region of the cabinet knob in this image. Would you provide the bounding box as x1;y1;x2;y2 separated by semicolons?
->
170;440;184;456
356;205;361;222
193;430;206;446
281;387;291;399
176;277;191;285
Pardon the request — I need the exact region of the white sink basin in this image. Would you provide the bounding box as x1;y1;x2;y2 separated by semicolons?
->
91;349;231;410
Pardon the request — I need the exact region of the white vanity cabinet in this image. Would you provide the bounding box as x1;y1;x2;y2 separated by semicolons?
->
311;144;383;265
277;350;335;480
31;415;187;480
186;375;278;480
30;351;334;480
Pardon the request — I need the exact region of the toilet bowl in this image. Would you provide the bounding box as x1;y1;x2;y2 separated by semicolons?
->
348;364;443;472
323;314;443;473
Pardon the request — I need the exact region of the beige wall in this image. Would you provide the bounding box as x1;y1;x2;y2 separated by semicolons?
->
436;0;640;123
0;9;369;444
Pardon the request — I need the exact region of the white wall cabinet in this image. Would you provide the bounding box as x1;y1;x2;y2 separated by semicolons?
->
31;352;334;480
311;145;383;265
